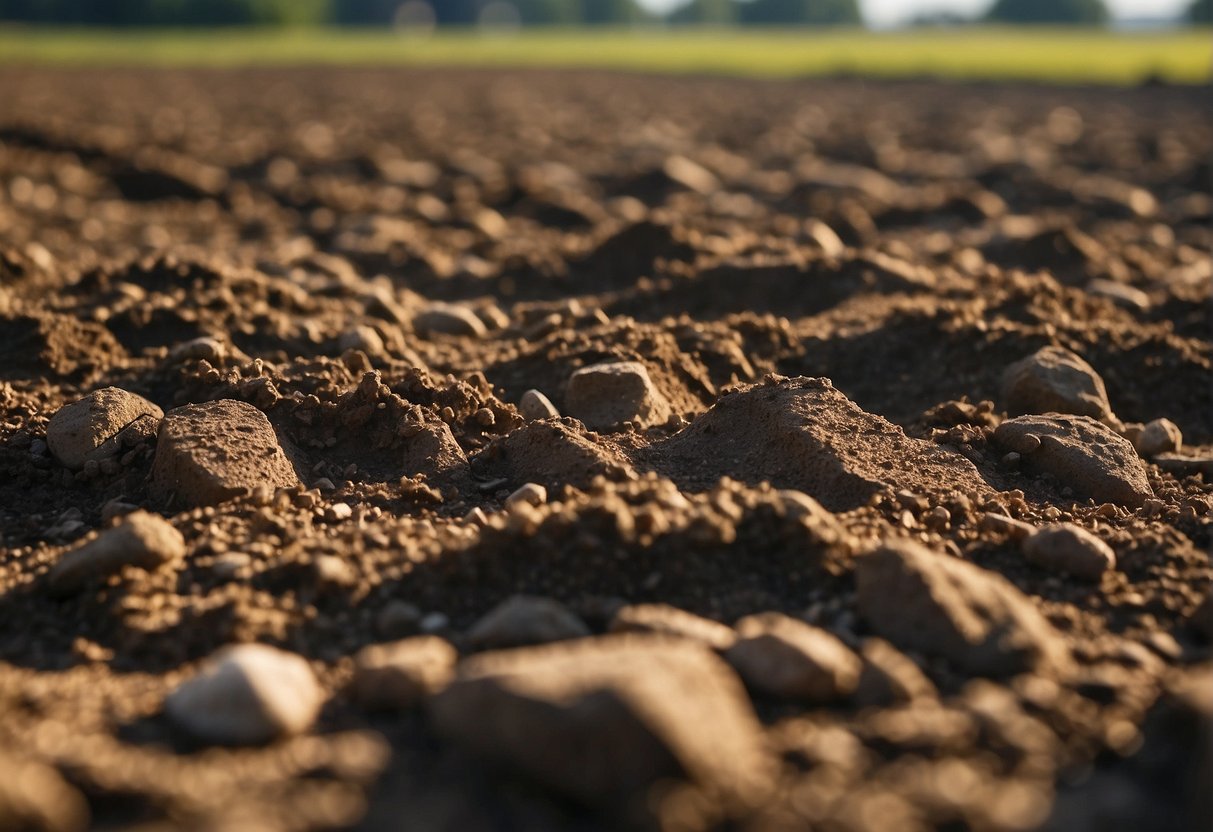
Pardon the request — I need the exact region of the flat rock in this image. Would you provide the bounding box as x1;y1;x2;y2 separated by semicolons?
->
151;399;301;507
565;361;671;432
1001;346;1114;423
609;603;737;651
48;510;185;597
46;386;163;470
468;595;591;649
349;636;458;711
649;376;995;511
856;538;1070;677
1022;523;1115;582
165;644;323;745
994;414;1153;507
428;634;774;806
725;613;862;702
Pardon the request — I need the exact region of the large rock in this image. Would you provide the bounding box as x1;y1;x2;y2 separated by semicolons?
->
46;387;162;470
565;361;671;432
48;510;185;597
1001;346;1114;423
429;635;774;807
151;399;300;507
724;613;861;702
994;414;1153;507
856;539;1070;677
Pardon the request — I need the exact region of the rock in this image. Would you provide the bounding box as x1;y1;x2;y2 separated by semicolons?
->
428;635;773;806
1086;278;1150;312
151;399;301;508
468;595;591;649
518;388;560;421
565;361;671;432
856;538;1070;677
48;510;184;597
978;512;1036;540
724;613;862;702
413;303;487;339
1001;346;1114;423
852;638;938;707
1152;453;1213;479
505;482;547;511
349;636;457;711
165;644;323;745
1022;523;1115;581
1135;418;1182;458
337;325;386;358
609;603;737;651
46;387;163;470
994;414;1153;507
376;599;423;639
662;154;720;195
168;336;225;364
0;753;89;832
802;219;845;258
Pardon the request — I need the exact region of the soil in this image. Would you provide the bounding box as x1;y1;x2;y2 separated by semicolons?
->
0;67;1210;832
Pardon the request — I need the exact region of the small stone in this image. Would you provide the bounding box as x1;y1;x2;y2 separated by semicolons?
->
376;600;423;639
468;595;591;649
994;414;1153;507
46;387;163;470
662;154;720;194
165;644;322;745
1086;278;1150;312
349;636;457;711
724;613;862;702
168;336;225;364
151;399;301;508
48;510;184;597
802;218;845;258
1001;345;1114;423
420;611;450;633
852;638;938;707
978;512;1036;540
1135;418;1182;458
565;361;671;432
505;482;547;511
1022;523;1115;582
337;325;385;358
518;389;560;421
609;603;738;651
413;303;487;339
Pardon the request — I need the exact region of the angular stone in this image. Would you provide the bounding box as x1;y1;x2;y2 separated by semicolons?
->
165;644;323;745
47;387;162;470
994;414;1153;507
1001;346;1114;423
428;635;774;806
565;361;671;432
48;510;185;597
151;399;300;508
468;595;591;649
349;636;457;711
724;613;861;702
1022;523;1115;582
609;603;737;651
856;539;1070;677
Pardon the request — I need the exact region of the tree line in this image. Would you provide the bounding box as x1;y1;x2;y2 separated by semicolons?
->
0;0;1208;26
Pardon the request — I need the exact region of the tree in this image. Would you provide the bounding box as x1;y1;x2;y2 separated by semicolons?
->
580;0;644;24
984;0;1109;24
511;0;577;24
1189;0;1211;23
737;0;861;25
668;0;735;25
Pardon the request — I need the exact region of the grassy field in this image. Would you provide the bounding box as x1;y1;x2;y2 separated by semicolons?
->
0;26;1209;84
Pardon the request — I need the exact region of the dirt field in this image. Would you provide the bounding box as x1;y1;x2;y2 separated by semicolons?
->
0;68;1210;832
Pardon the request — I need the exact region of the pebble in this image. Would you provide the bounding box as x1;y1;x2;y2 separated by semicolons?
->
420;611;451;634
376;600;423;639
564;361;672;432
662;154;720;194
994;414;1153;507
337;325;386;359
428;634;774;805
413;303;487;338
48;510;184;597
856;538;1070;676
518;388;560;421
724;612;862;702
348;636;457;711
505;482;547;511
164;644;323;745
1134;418;1182;458
151;399;301;508
608;603;738;650
46;387;163;470
467;595;590;649
168;336;225;364
978;512;1036;540
1022;523;1115;582
1001;345;1114;423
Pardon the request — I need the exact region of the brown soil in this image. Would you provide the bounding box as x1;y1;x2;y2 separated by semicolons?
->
0;68;1210;832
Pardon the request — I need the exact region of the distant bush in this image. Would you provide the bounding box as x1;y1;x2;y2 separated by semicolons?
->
1189;0;1211;23
668;0;737;25
984;0;1109;25
736;0;861;25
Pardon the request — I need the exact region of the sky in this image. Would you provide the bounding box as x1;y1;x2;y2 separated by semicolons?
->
636;0;1193;27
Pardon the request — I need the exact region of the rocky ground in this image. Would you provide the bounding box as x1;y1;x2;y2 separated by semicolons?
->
0;67;1210;832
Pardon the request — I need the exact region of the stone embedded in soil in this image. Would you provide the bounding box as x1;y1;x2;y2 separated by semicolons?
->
518;388;560;421
412;303;487;339
151;399;301;507
852;638;938;707
348;636;458;711
609;603;738;651
1001;346;1115;423
564;361;672;433
46;386;163;470
724;613;862;702
1134;418;1182;458
467;595;592;649
48;510;184;597
165;643;323;746
856;538;1070;677
428;635;774;806
994;414;1153;507
1022;523;1115;582
0;753;89;832
482;419;637;491
505;482;547;511
649;376;994;512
